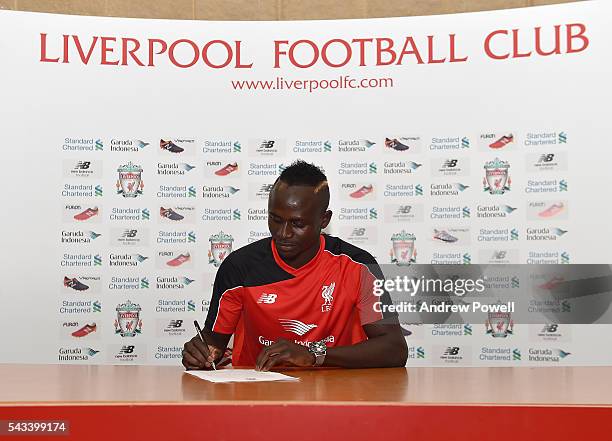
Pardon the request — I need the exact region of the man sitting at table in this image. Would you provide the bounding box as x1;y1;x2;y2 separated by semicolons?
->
182;160;407;371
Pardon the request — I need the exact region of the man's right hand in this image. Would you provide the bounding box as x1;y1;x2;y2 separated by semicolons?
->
182;335;222;370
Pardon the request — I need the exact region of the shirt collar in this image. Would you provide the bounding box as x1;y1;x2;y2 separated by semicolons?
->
271;235;325;275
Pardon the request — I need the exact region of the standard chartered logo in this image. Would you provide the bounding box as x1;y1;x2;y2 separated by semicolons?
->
558;132;567;143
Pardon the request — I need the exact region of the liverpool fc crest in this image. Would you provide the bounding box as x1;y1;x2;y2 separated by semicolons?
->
208;231;234;267
485;309;513;338
116;162;144;197
390;231;417;266
483;158;511;195
114;300;142;337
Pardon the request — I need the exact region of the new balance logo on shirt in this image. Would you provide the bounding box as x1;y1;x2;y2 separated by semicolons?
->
257;293;277;304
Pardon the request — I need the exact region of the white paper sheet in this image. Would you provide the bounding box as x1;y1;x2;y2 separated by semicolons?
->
185;369;299;383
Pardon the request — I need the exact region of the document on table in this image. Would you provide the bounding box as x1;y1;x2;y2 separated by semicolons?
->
185;369;299;383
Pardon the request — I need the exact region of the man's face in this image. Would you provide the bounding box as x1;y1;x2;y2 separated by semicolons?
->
268;182;331;267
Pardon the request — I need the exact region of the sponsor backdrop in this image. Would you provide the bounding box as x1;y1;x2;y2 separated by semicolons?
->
0;1;611;366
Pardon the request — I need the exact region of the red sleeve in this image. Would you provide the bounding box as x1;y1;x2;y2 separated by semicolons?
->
211;286;243;334
204;257;243;334
357;264;385;325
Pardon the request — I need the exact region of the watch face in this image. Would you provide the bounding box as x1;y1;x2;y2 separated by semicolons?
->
309;340;326;366
311;341;326;354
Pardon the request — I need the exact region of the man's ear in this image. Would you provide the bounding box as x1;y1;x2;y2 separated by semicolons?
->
321;210;332;229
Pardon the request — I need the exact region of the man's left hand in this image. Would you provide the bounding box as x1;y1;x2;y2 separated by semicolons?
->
255;338;315;371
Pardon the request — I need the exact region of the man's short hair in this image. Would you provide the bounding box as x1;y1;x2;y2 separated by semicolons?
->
275;160;330;211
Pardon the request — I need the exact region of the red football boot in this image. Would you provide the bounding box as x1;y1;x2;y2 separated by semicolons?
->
489;134;514;149
215;163;238;176
73;207;99;221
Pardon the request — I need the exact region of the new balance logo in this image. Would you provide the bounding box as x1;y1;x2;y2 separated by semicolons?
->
257;293;277;304
279;319;317;336
260;140;275;149
123;229;137;238
492;250;507;260
538;154;555;163
542;324;558;333
443;159;458;168
167;320;183;328
397;205;412;214
75;161;91;170
444;347;460;356
351;228;366;237
119;345;135;354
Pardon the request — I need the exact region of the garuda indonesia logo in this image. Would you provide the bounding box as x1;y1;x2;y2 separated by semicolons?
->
483;158;511;195
390;230;417;266
114;300;142;337
208;231;234;267
116;162;144;197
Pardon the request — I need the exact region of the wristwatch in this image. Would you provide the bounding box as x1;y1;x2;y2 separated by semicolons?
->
308;340;327;367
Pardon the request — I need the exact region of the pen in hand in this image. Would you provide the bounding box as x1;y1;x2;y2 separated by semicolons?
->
194;320;216;370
